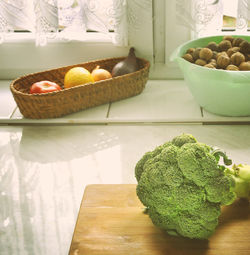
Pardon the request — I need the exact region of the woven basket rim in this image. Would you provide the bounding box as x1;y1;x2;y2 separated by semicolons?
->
10;56;150;97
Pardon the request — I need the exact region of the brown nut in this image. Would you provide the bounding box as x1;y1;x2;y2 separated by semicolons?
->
186;48;195;54
206;42;219;51
199;47;213;61
212;51;218;59
231;52;245;66
239;40;250;54
182;53;194;63
245;54;250;61
195;59;207;66
226;64;239;71
192;48;202;61
218;40;232;52
209;59;217;68
239;61;250;71
232;37;244;47
217;54;230;69
204;64;216;69
223;35;234;43
227;47;240;57
216;51;227;60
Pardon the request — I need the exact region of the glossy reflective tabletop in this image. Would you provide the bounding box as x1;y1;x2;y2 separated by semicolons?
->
1;124;250;254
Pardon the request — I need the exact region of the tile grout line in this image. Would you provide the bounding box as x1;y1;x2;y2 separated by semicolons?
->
106;102;112;119
8;106;17;119
1;120;250;126
200;107;204;118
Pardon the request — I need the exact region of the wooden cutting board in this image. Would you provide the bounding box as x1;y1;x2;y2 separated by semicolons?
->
69;184;250;255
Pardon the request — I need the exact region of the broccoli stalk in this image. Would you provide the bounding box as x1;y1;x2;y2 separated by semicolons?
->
226;164;250;199
212;149;250;199
135;134;250;240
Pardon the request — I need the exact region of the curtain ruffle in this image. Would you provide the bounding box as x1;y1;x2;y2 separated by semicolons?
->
176;0;223;37
176;0;249;37
0;0;128;46
237;0;250;32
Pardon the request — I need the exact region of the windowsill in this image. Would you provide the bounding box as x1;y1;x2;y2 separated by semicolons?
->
1;79;250;125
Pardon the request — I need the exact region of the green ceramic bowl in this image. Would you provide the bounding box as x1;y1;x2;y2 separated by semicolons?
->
170;35;250;117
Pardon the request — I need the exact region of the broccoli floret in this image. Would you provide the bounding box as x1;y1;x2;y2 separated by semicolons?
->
135;133;250;240
176;211;219;239
205;175;237;205
171;133;197;147
135;144;165;182
177;143;222;187
174;181;206;211
148;207;178;234
192;201;221;222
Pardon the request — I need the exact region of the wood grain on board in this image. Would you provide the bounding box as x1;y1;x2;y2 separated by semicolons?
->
69;184;250;255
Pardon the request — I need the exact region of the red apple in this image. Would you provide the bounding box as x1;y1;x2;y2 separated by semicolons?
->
30;80;61;94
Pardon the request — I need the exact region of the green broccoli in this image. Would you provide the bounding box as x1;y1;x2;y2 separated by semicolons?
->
135;133;250;240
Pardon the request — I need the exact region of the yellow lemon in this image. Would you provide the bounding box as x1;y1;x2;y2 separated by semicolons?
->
64;67;94;88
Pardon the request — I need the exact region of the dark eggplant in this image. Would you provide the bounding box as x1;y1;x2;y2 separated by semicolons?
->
111;47;140;77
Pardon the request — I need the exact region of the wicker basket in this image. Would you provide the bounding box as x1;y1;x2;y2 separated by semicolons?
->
10;57;150;119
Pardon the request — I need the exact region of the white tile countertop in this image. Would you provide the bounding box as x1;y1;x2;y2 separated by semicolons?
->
2;79;250;124
1;124;250;255
1;79;250;254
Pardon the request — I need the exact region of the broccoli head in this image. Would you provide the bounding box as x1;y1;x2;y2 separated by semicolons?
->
135;133;250;239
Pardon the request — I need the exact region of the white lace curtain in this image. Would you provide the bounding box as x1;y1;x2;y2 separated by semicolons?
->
0;0;127;46
176;0;250;38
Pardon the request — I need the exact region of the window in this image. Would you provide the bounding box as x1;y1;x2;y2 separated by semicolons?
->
223;0;250;31
223;0;239;30
0;0;154;80
0;0;249;80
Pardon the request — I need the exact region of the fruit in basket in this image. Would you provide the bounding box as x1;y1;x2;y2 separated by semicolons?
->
91;65;112;81
64;67;94;88
111;47;140;77
30;80;61;94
